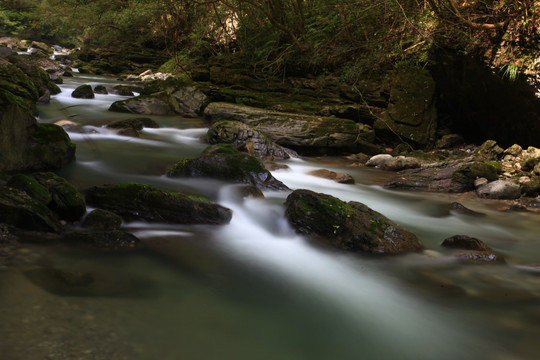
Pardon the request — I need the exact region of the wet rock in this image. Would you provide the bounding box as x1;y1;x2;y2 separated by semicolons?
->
365;154;420;171
0;186;61;232
37;90;50;104
441;235;505;264
477;180;521;200
85;182;232;225
166;144;289;191
81;209;122;231
110;85;134;96
93;85;108;94
32;172;86;221
7;174;52;205
106;117;159;131
285;189;423;254
307;169;355;184
71;84;95;99
448;202;485;217
474;140;504;161
441;235;493;251
207;120;290;160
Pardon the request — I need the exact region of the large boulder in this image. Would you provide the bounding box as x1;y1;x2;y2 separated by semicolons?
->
0;59;75;172
207;120;290;159
166;144;289;191
0;186;61;232
285;189;422;254
204;102;363;154
84;182;232;225
373;67;437;147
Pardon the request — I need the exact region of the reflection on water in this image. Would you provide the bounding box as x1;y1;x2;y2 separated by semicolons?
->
1;74;540;360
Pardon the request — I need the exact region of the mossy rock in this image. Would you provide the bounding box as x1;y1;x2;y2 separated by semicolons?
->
0;186;61;232
28;123;76;170
72;84;95;99
451;162;499;191
140;78;191;95
31;172;86;221
81;209;122;231
111;85;134;96
94;85;108;94
166;144;289;190
285;189;422;254
521;177;540;197
84;182;232;225
7;174;52;204
0;62;39;103
473;140;504;161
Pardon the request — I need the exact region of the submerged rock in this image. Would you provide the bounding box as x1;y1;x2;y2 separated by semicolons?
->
85;182;232;225
64;230;139;249
307;169;355;184
166;144;289;191
285;189;422;254
441;235;505;264
106;117;159;131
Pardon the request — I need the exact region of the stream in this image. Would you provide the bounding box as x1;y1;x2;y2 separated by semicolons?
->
1;74;540;360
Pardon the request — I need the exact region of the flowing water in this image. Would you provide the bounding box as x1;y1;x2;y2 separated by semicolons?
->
1;74;540;360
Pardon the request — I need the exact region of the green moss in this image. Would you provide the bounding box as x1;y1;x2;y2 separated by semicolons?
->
7;174;52;204
484;161;503;174
33;123;74;145
166;158;193;177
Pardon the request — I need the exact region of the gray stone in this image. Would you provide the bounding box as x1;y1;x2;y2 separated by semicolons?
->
476;180;521;199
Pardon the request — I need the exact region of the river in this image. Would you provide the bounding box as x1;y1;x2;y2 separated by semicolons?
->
1;74;539;360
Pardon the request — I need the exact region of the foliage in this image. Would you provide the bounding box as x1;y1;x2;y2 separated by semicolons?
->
1;0;537;80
